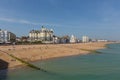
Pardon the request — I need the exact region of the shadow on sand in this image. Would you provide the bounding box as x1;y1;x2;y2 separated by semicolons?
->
0;59;9;80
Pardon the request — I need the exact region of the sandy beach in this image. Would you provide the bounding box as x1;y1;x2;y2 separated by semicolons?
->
0;42;110;69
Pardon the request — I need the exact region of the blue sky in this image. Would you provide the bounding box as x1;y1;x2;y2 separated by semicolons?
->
0;0;120;40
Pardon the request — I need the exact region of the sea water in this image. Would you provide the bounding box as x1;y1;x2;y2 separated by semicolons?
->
1;43;120;80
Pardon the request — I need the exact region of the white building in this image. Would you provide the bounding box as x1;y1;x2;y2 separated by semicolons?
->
82;36;89;43
53;36;60;44
0;29;16;43
97;39;108;42
70;35;76;43
29;26;54;42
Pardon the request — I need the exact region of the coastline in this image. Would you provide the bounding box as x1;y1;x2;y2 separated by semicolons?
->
0;42;112;70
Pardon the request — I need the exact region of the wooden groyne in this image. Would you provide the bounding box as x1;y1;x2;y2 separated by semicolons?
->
80;49;102;54
0;50;47;72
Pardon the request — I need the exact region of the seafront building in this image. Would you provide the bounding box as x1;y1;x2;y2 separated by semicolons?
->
70;35;77;43
97;39;108;42
82;36;89;43
53;36;60;44
0;29;16;44
53;35;70;44
29;26;54;42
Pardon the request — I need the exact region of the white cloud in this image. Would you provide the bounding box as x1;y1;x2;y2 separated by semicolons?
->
0;17;64;27
0;17;38;25
0;17;16;22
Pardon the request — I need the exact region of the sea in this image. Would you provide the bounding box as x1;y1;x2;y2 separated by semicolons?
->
0;43;120;80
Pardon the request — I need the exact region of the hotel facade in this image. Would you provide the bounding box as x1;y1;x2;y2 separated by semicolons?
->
82;36;89;43
0;29;16;43
29;26;54;42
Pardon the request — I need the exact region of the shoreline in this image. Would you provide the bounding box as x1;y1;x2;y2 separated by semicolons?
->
0;42;112;70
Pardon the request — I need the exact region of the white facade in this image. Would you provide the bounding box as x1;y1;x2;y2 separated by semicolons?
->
70;35;76;43
29;26;53;42
97;39;108;42
0;29;16;43
82;36;89;43
53;37;60;43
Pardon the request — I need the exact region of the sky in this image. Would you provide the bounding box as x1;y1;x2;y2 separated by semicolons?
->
0;0;120;40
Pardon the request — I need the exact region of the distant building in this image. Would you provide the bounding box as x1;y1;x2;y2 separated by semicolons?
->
21;36;29;42
70;35;76;43
29;26;54;42
0;29;16;44
97;39;108;42
16;37;21;42
91;39;97;42
60;35;70;44
82;36;89;43
53;36;60;44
